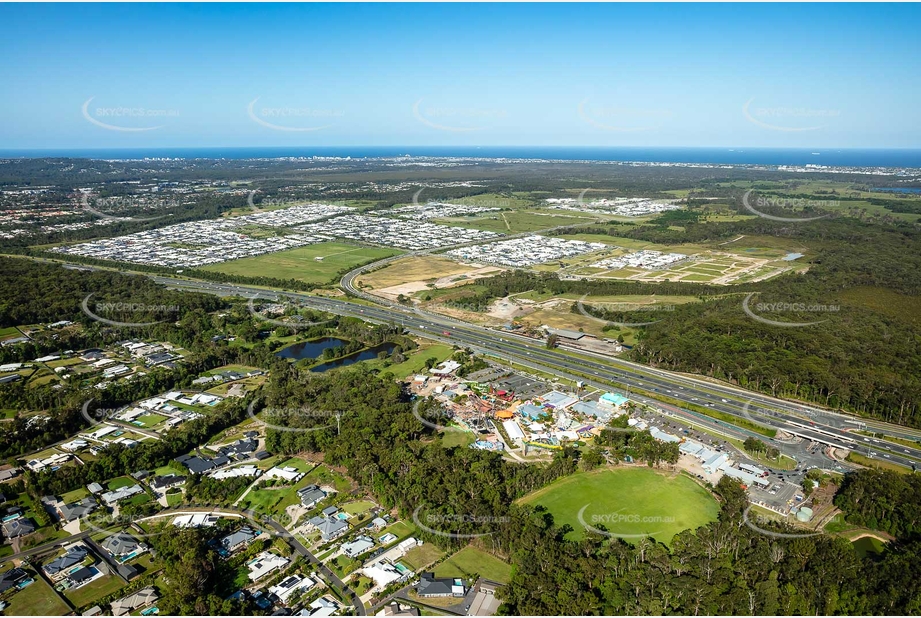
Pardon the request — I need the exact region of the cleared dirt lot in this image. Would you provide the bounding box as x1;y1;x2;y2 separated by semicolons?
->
358;256;503;292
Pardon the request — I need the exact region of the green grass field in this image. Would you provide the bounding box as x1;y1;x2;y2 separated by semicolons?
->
200;241;399;285
4;574;70;616
64;574;127;608
379;520;416;545
434;546;514;584
135;413;168;427
341;500;375;515
440;430;475;448
518;467;719;545
402;543;446;571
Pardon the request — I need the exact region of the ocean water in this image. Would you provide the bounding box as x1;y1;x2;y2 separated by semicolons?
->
2;146;921;168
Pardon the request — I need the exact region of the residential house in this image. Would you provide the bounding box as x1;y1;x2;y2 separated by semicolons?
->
44;545;89;581
268;574;315;603
220;527;259;554
300;596;340;617
341;536;374;559
101;533;146;561
149;474;187;492
0;568;30;594
2;516;36;538
58;497;98;522
308;515;347;541
246;551;289;582
111;587;159;616
416;573;466;598
67;565;102;589
100;484;144;506
297;485;326;509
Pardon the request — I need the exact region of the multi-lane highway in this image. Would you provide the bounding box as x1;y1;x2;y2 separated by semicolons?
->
149;273;920;472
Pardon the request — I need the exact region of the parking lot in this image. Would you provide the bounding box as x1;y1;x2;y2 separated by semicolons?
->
749;479;802;514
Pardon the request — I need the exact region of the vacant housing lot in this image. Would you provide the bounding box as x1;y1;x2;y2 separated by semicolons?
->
201;242;399;285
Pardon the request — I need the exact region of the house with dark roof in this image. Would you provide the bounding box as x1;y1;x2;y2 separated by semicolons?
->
149;474;186;492
416;573;467;598
68;565;101;588
0;568;30;594
2;517;36;538
297;485;326;509
58;497;98;522
101;532;145;560
220;439;257;458
44;545;89;580
175;454;215;474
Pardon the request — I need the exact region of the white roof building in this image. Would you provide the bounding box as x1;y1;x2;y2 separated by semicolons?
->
210;465;261;480
247;551;290;581
265;466;304;482
269;574;315;602
363;560;406;589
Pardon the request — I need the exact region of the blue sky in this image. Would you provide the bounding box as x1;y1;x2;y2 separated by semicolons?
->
1;3;918;149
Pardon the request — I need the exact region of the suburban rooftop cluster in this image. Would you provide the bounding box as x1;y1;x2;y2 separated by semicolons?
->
545;197;682;216
50;219;329;267
591;249;689;270
445;235;607;267
388;202;500;220
226;203;354;227
296;214;501;250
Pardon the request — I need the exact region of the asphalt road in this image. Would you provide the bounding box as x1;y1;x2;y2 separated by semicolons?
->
256;512;367;616
150;274;920;472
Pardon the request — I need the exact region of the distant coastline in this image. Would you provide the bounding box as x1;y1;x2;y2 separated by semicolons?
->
3;146;921;169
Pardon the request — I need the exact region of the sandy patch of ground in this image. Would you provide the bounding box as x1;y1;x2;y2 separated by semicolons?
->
486;296;533;321
376;281;431;299
374;264;505;300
